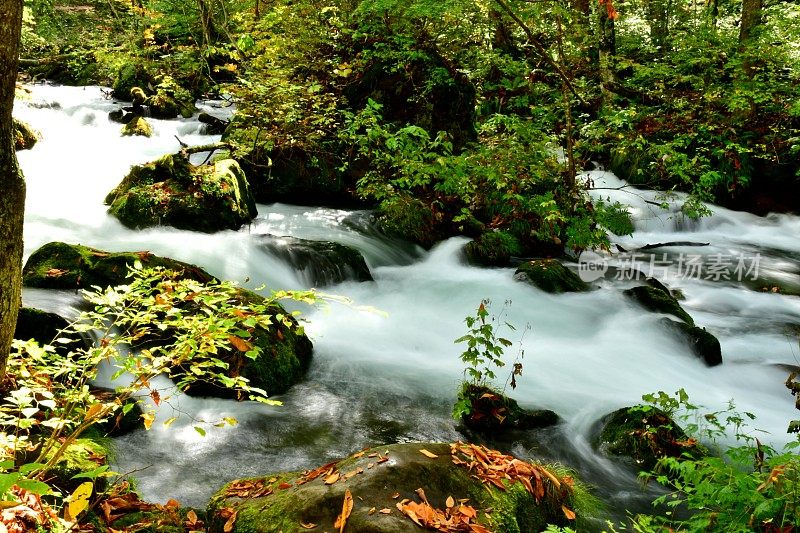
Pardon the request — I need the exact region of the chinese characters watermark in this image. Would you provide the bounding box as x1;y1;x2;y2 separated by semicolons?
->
577;251;761;283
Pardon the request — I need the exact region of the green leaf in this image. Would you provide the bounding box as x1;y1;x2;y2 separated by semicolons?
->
194;426;207;437
16;479;52;495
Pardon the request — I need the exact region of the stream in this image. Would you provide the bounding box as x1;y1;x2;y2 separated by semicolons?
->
13;84;800;521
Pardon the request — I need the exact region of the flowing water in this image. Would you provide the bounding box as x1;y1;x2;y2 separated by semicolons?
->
13;84;800;520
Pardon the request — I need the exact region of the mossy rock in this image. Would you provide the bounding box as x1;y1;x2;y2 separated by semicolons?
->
105;155;257;233
85;497;206;533
222;124;350;206
145;89;194;119
112;62;155;101
258;235;373;286
465;231;522;267
596;407;703;471
170;288;313;398
14;307;71;347
659;318;723;367
457;384;559;435
207;442;585;533
514;259;589;293
376;195;442;249
44;438;109;495
13;117;39;150
121;116;153;137
23;241;216;290
623;285;694;325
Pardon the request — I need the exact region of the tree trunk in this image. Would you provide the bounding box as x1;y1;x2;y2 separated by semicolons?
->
739;0;763;44
598;2;616;107
645;0;670;50
0;0;26;377
571;0;590;22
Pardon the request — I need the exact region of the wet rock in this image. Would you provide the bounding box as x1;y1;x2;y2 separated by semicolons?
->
514;259;589;293
258;235;372;286
112;62;155;101
146;89;194;119
465;231;522;267
207;442;583;533
173;288;313;398
13;117;39;150
14;307;71;347
457;384;559;435
623;285;694;325
595;406;703;471
198;112;228;135
375;195;442;249
121;116;153;137
660;318;723;366
105;155;257;233
23;241;216;290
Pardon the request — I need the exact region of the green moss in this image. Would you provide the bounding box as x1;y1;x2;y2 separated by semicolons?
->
515;259;589;293
207;443;593;533
597;407;704;471
178;289;313;398
660;318;722;366
46;438;109;494
377;195;440;249
457;383;559;434
624;285;694;325
465;231;522;267
112;62;155;101
105;156;257;233
121;116;153;137
22;241;216;290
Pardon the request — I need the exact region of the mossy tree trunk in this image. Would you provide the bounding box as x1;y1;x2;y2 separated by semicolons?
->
739;0;763;44
0;0;25;377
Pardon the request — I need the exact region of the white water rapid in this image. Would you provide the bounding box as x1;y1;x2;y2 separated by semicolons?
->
13;84;800;518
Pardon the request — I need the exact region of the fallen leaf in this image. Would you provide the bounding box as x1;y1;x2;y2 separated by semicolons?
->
324;472;340;485
562;505;576;520
228;335;253;352
419;449;438;459
446;496;455;508
45;268;69;278
300;521;317;529
379;508;392;514
333;489;353;533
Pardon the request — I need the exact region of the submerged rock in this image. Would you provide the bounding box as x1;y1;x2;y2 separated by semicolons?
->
623;285;694;325
146;89;194;119
660;318;723;366
514;259;589;293
105;155;257;232
258;236;372;286
23;241;215;290
457;384;559;435
13;117;39;150
121;116;153;137
207;442;584;533
595;406;703;471
375;194;442;249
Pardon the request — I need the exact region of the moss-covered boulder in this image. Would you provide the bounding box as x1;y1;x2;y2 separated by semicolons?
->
13;117;39;150
375;195;443;249
207;442;588;533
623;285;694;325
660;318;723;367
44;438;109;494
105;155;257;232
121;116;153;137
112;62;156;101
146;89;194;119
14;307;71;346
170;288;313;398
23;241;215;290
596;407;703;471
514;259;589;293
465;231;522;267
259;236;372;286
456;384;559;435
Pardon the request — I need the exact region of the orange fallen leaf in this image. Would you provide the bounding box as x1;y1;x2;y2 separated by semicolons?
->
446;496;454;508
300;522;317;529
45;268;69;278
333;489;353;533
562;505;576;520
324;472;340;485
419;449;438;459
379;508;392;514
